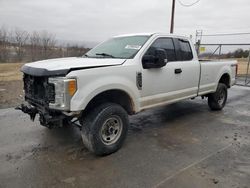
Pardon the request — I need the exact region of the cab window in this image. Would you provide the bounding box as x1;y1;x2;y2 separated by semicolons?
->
145;38;177;62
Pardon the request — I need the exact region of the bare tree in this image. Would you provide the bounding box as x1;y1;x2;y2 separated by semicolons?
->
65;43;88;57
40;31;56;59
0;26;9;62
13;28;29;61
0;25;90;63
30;31;41;61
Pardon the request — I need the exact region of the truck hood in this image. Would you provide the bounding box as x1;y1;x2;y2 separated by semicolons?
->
21;57;126;76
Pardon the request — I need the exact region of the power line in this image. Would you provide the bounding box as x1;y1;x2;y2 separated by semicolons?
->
177;0;201;7
197;32;250;37
199;43;250;46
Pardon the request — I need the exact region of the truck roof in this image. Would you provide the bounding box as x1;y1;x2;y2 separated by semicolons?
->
114;32;190;40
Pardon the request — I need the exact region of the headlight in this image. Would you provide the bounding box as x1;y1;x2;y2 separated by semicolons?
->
48;77;77;110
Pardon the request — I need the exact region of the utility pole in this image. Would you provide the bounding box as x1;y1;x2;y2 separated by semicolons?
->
170;0;176;33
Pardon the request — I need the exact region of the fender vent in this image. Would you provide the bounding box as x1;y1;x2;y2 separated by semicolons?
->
136;72;142;90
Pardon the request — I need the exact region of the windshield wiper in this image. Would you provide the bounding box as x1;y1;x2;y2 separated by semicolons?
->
96;53;115;58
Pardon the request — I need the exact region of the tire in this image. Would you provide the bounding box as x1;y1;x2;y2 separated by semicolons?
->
80;103;129;156
208;83;228;111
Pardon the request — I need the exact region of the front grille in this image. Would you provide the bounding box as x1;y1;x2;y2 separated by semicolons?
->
23;74;55;106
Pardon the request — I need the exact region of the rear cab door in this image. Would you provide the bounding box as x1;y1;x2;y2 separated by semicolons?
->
140;35;200;109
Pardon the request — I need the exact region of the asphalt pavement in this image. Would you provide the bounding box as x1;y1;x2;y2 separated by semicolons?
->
0;86;249;188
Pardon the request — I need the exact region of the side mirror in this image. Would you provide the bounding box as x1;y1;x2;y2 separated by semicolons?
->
142;48;167;69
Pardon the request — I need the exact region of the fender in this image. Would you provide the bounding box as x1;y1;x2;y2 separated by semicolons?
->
215;65;232;89
69;75;140;112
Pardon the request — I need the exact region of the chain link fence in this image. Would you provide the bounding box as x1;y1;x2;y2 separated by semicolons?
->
196;43;250;87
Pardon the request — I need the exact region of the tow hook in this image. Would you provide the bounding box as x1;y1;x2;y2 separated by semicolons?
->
15;104;38;121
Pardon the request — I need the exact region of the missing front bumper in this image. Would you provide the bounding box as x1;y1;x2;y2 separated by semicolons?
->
15;104;38;121
15;103;67;129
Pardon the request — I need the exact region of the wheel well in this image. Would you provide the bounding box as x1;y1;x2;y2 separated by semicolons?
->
219;74;230;88
83;90;135;115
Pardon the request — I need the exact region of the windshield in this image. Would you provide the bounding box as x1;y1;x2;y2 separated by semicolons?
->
84;35;150;59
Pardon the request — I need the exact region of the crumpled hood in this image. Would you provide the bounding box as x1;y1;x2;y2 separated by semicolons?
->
21;57;126;76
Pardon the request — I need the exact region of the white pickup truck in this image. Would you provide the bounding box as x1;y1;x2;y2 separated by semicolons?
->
17;33;237;155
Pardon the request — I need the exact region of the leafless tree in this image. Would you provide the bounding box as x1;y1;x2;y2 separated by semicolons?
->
13;28;29;61
0;25;89;63
40;30;56;59
30;31;41;61
66;43;88;57
0;26;9;62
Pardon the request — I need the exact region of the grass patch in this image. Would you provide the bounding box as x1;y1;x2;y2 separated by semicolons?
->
0;63;24;81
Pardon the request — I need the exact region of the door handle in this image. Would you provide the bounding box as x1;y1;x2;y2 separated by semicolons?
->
175;68;182;74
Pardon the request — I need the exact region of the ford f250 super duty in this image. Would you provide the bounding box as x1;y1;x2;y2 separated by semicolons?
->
17;33;237;155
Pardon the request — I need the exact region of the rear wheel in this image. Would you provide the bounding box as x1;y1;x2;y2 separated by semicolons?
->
208;83;228;110
80;103;129;156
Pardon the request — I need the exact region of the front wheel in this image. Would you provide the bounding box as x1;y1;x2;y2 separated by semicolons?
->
80;103;129;156
208;83;228;111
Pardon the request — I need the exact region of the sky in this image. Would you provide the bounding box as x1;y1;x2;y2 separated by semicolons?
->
0;0;250;49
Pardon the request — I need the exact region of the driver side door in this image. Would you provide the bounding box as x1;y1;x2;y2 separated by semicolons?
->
140;37;199;109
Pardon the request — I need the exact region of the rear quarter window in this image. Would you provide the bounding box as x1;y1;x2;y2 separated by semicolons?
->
178;39;193;61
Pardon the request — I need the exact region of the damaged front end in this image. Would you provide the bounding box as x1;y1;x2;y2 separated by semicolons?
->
15;103;67;128
15;103;38;121
16;71;79;129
